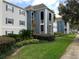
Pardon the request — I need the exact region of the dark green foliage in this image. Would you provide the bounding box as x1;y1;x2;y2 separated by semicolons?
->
7;34;18;39
19;29;32;40
54;32;65;37
33;34;55;41
58;0;79;29
7;34;21;42
0;36;15;59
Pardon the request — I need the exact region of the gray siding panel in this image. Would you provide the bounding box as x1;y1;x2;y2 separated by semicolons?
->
57;20;64;33
27;8;54;34
27;11;32;30
34;11;40;33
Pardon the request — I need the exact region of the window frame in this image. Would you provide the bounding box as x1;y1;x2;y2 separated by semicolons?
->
41;11;44;20
49;13;51;21
41;25;44;31
6;4;14;13
6;18;14;24
19;20;25;26
5;31;14;35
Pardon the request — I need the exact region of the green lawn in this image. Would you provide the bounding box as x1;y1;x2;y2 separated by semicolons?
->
7;34;76;59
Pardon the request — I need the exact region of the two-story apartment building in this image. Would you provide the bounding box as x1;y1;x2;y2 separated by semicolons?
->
0;0;27;35
0;0;57;36
26;4;54;34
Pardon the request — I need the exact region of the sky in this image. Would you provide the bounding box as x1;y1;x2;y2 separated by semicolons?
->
5;0;65;17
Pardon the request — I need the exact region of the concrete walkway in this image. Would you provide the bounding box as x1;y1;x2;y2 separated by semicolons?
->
60;34;79;59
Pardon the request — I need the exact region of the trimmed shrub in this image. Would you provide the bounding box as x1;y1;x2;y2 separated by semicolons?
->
7;34;18;39
16;39;39;47
54;32;65;37
29;39;40;44
0;36;15;59
0;36;15;45
7;34;21;42
33;34;55;41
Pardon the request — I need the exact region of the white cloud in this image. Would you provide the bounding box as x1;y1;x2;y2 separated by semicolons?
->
31;0;60;14
32;0;58;6
5;0;32;3
5;0;59;6
5;0;61;16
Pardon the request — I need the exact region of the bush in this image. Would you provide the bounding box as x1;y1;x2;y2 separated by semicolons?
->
19;29;32;40
7;34;18;39
16;39;39;47
33;34;55;41
54;32;65;37
0;36;15;45
0;36;15;59
7;34;22;42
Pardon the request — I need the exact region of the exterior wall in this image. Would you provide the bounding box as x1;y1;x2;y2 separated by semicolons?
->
47;9;53;34
64;22;70;34
37;9;45;34
54;18;70;34
27;10;41;34
44;9;47;34
34;10;41;34
53;21;57;33
67;22;70;34
57;20;64;33
0;1;27;35
54;18;65;33
35;9;53;34
0;0;3;35
27;8;54;34
27;11;32;30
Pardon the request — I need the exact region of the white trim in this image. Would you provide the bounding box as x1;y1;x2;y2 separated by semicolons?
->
67;22;70;34
44;9;47;34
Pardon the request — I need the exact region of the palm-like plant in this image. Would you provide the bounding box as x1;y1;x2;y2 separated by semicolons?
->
19;29;32;40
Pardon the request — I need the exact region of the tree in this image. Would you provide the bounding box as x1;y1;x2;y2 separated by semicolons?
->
19;29;32;40
58;0;79;29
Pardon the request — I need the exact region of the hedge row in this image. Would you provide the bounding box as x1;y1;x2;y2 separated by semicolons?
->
16;39;39;47
0;36;15;59
33;34;55;41
54;32;65;37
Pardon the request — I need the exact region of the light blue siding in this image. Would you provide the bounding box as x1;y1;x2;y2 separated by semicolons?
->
34;11;40;33
27;11;32;30
27;9;53;34
57;20;64;33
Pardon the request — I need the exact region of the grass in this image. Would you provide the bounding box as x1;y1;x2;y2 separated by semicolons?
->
7;34;76;59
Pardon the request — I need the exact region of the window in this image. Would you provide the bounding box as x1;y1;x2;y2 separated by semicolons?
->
41;11;44;20
49;13;51;21
32;11;36;18
19;20;25;25
32;13;33;16
5;31;13;35
6;18;14;24
19;10;25;16
32;12;33;18
34;11;36;13
41;25;44;31
65;22;66;26
6;4;14;12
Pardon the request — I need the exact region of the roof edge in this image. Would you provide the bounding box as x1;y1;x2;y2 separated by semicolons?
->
3;0;24;10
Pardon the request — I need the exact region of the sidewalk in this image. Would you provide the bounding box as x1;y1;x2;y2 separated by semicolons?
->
60;34;79;59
